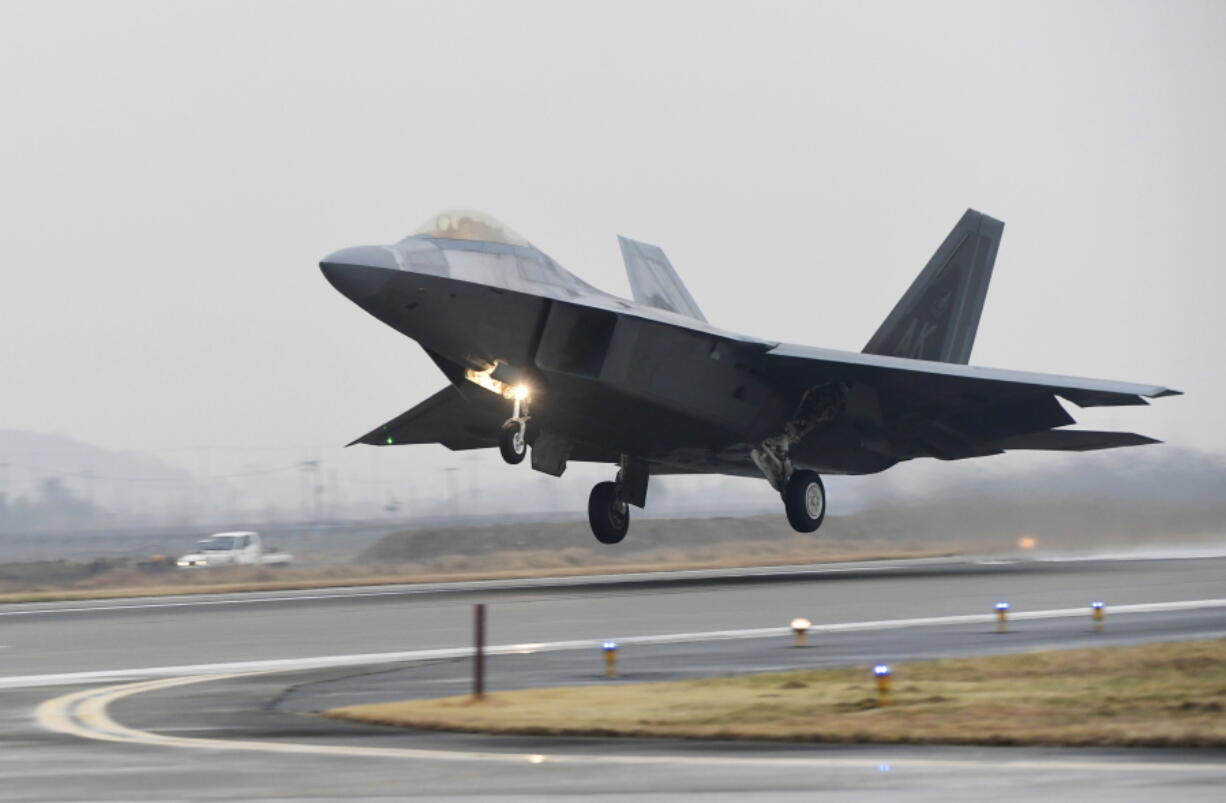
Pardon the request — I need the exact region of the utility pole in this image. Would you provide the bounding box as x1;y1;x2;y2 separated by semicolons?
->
299;459;319;522
444;466;460;520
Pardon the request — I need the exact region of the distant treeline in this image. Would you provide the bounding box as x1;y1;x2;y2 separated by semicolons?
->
0;477;100;533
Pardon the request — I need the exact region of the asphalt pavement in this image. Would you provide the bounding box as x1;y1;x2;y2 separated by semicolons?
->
1;553;1223;801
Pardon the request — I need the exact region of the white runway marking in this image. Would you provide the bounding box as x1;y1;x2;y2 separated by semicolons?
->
5;597;1224;690
33;674;1226;773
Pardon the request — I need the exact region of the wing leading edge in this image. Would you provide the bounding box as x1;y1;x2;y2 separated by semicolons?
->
349;385;625;465
348;385;505;450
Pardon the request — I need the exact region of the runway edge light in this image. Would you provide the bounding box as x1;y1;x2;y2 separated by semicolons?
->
602;641;619;678
1092;600;1106;632
995;601;1010;633
873;664;892;707
790;617;812;648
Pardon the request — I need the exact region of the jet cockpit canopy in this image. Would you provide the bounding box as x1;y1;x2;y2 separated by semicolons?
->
413;209;530;247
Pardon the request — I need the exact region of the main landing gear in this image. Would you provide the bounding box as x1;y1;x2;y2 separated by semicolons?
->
588;481;629;544
498;389;530;465
783;470;825;533
587;457;647;545
751;383;843;534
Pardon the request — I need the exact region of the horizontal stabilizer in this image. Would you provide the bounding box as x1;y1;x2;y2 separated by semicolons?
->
618;236;707;322
994;429;1161;452
348;385;504;450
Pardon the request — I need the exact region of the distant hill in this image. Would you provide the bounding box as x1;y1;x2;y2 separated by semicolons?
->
0;430;198;532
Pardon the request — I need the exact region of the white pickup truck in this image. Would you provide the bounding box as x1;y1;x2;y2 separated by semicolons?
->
176;531;293;569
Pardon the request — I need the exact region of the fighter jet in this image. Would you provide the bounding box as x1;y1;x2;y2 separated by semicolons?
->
321;208;1179;543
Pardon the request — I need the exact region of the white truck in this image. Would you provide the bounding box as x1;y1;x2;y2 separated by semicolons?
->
176;531;292;569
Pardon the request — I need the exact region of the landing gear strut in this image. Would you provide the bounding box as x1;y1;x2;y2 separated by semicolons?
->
498;392;530;465
751;383;843;534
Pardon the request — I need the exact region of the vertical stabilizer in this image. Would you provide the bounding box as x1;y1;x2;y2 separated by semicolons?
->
862;209;1003;364
618;236;707;322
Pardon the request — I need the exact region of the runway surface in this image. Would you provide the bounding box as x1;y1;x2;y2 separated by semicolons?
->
2;553;1224;801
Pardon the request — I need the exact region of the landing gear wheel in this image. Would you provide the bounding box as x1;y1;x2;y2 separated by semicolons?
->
588;481;629;544
499;420;526;465
783;470;825;533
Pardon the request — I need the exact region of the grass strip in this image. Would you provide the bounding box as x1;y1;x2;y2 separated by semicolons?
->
324;639;1226;748
0;549;950;604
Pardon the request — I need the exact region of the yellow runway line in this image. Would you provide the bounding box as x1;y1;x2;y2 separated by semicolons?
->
31;674;1226;774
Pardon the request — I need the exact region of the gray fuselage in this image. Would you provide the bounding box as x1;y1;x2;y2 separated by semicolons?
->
320;235;894;477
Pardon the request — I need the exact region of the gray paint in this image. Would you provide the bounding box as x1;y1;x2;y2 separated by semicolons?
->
322;209;1179;523
863;209;1003;364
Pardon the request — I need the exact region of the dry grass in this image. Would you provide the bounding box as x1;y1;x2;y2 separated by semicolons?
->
0;546;951;604
325;640;1226;748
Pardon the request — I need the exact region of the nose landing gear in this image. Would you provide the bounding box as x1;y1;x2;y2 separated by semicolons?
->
498;389;531;465
498;421;526;464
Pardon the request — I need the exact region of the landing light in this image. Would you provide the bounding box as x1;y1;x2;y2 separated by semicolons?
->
464;365;532;401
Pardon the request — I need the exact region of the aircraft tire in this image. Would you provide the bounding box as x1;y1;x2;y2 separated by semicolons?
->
499;421;527;465
784;470;825;533
588;481;629;544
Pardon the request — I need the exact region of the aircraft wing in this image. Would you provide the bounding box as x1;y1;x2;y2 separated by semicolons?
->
348;386;627;464
991;429;1161;451
348;385;505;450
766;343;1178;407
762;343;1178;459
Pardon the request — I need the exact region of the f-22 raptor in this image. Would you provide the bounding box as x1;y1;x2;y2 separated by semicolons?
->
321;209;1178;543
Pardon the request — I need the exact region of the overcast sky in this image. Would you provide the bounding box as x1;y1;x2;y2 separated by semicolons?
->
1;1;1222;511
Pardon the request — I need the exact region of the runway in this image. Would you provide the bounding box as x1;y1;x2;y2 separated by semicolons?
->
3;554;1224;801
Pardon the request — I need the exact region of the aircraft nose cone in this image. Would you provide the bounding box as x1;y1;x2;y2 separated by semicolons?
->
319;246;397;303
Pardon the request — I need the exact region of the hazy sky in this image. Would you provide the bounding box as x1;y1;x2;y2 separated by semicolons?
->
2;1;1222;510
